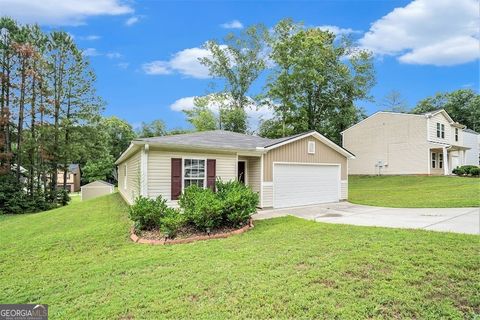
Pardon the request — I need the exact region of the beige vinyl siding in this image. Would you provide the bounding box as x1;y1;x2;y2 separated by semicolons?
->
148;148;237;206
118;150;141;204
340;181;348;199
263;136;348;181
428;112;461;145
238;156;261;194
343;113;429;175
262;184;273;207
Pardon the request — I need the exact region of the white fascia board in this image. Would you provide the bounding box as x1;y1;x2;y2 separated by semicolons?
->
115;143;140;165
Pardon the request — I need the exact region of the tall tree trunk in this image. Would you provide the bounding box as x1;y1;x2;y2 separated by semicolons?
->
62;88;71;190
51;52;64;200
29;62;37;196
16;59;27;183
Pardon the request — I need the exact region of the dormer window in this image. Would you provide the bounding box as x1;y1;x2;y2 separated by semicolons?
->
307;141;316;154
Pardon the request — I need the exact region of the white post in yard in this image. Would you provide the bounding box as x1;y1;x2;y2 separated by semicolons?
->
443;147;449;175
461;150;466;166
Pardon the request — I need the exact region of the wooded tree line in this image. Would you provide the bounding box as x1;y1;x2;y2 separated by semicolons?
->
0;17;105;212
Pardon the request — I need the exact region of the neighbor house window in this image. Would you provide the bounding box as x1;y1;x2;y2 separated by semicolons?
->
439;153;443;169
455;128;458;142
183;159;205;188
441;124;445;138
431;153;436;168
307;141;316;154
436;123;440;138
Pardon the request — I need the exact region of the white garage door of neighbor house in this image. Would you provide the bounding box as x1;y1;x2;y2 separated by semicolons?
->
273;163;340;208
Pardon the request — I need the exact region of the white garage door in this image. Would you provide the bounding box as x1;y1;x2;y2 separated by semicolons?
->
273;163;340;208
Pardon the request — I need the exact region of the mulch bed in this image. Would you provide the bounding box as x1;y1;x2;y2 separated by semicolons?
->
130;219;254;245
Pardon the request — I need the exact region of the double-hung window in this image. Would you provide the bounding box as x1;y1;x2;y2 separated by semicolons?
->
439;153;443;169
455;128;459;142
431;153;436;168
436;123;445;139
183;159;206;188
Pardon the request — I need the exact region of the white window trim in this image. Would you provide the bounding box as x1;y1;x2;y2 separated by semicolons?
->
455;128;459;142
441;124;445;139
439;153;444;169
436;123;441;138
431;152;436;169
307;140;316;154
182;157;207;191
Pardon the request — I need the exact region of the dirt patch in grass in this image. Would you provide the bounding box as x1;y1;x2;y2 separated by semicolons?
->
139;225;245;241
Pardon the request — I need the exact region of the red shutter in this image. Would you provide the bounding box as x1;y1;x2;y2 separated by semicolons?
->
171;158;182;200
206;159;216;192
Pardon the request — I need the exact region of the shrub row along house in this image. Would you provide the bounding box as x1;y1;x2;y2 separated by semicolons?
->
342;109;479;175
115;130;354;209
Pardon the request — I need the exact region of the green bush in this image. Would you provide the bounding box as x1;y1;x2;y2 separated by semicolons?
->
179;185;223;231
216;180;259;226
129;196;169;231
453;165;480;176
160;208;185;238
469;167;480;176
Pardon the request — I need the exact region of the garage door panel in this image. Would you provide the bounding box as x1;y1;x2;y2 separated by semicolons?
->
273;164;339;208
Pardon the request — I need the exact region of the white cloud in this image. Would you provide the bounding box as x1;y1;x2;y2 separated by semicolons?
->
359;0;480;66
80;35;101;41
106;52;122;59
169;95;274;128
125;16;140;26
0;0;133;25
117;62;129;69
220;20;244;29
142;61;172;75
82;48;101;56
316;25;361;36
142;46;216;78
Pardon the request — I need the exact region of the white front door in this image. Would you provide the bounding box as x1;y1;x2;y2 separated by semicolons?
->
273;163;340;208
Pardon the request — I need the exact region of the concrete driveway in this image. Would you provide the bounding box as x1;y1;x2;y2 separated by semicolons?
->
253;202;480;235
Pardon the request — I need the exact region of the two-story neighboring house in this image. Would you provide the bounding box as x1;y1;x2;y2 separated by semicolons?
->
341;109;470;175
57;164;81;192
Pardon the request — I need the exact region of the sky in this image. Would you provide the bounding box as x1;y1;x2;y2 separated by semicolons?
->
1;0;478;131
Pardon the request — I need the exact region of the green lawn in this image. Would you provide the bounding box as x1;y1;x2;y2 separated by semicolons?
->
1;194;479;319
349;175;480;208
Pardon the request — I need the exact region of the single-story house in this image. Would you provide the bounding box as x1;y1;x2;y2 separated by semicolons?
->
81;180;115;201
115;130;355;209
341;109;471;175
57;164;81;192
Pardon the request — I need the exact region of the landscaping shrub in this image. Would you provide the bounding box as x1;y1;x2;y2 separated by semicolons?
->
129;196;169;231
216;180;259;226
160;208;185;238
453;165;480;177
179;185;223;231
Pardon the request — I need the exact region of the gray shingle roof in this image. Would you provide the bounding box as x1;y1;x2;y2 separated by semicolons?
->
136;130;291;150
464;128;479;135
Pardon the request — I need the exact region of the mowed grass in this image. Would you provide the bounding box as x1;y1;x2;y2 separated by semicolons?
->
349;175;480;208
1;194;479;319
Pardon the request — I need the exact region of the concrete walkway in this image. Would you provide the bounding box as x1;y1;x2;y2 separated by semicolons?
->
253;202;480;235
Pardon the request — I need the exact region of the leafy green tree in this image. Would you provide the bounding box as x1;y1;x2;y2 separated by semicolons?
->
200;24;269;133
82;153;115;183
137;119;166;138
100;116;136;159
263;19;375;143
411;89;480;131
379;90;409;113
184;96;217;131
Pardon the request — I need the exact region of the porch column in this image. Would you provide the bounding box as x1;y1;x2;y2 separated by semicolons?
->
443;147;449;175
461;150;466;165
